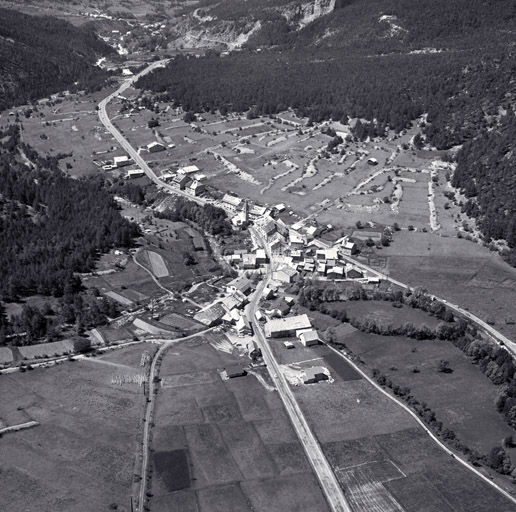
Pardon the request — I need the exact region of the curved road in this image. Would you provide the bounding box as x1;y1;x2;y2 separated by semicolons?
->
248;228;352;512
97;61;207;207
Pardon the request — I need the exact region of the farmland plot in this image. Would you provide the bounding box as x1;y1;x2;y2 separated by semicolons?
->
147;250;169;277
337;460;405;512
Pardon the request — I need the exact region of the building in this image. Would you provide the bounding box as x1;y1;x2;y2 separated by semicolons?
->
225;365;246;378
265;314;312;338
262;286;275;300
178;164;199;175
328;266;344;279
226;276;252;296
303;366;329;384
255;249;268;265
347;268;364;279
235;315;252;336
299;329;320;347
242;254;257;270
274;203;286;212
341;240;358;256
273;266;298;284
173;174;190;190
220;290;247;312
189;180;204;196
316;263;326;275
193;303;226;326
250;204;270;218
367;157;379;165
146;141;166;153
283;341;295;349
160;171;176;182
264;297;291;317
126;169;145;179
222;194;242;212
114;155;132;168
261;219;277;240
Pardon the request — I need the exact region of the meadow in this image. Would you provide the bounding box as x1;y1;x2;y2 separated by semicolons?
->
0;344;151;512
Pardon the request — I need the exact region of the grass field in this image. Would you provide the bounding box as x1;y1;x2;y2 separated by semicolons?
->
149;337;330;512
330;300;444;330
343;329;515;455
0;344;150;512
383;231;516;340
147;250;169;278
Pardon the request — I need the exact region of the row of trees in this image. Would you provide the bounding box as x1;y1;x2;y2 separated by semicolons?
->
298;279;454;322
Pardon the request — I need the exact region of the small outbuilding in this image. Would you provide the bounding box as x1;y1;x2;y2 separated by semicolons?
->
303;366;329;384
225;365;247;378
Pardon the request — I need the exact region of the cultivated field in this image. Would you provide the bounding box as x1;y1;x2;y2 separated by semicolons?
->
294;351;516;511
0;344;151;512
149;336;330;512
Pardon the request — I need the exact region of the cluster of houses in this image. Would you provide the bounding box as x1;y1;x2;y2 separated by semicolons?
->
193;275;253;333
160;165;206;196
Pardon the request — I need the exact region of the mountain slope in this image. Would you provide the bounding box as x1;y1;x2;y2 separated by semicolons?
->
137;0;516;265
0;8;114;111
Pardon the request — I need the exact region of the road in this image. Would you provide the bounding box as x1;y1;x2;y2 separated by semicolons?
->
248;228;352;512
97;61;207;207
324;343;516;507
137;328;213;512
339;253;516;355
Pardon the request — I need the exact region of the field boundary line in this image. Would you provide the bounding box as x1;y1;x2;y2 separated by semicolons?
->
324;342;516;507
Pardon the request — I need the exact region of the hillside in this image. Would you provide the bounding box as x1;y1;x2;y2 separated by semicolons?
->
137;0;516;266
0;8;113;111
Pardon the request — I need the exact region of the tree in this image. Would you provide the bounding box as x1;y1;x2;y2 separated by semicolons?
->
183;111;196;123
437;359;452;373
73;337;91;354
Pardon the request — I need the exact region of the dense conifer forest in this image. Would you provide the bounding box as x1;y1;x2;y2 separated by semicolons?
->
0;125;139;344
0;8;113;111
136;0;516;265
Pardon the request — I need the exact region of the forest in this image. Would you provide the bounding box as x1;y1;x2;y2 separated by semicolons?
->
136;0;516;265
0;8;113;112
0;125;139;344
155;197;232;236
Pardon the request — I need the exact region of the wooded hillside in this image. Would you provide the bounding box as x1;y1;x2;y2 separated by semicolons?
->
0;8;113;112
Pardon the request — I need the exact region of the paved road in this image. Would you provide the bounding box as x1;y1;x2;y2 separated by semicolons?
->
97;61;207;207
340;253;516;355
248;228;352;512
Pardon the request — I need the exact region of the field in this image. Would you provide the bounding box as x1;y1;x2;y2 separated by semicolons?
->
329;300;444;330
12;84;465;236
343;329;515;456
84;258;163;306
260;323;516;510
149;336;330;512
382;231;516;340
0;343;151;512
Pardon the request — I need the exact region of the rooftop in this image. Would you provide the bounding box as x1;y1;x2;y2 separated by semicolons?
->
266;314;311;333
